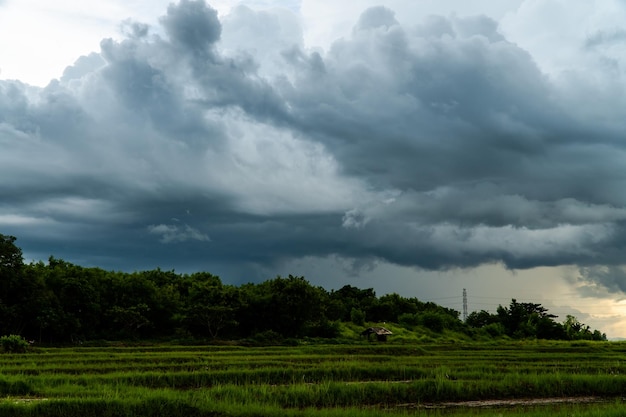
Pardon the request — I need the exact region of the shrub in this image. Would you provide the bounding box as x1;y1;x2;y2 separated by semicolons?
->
419;312;445;333
0;335;29;353
350;308;365;326
308;319;341;338
398;313;420;326
244;330;284;346
484;323;506;337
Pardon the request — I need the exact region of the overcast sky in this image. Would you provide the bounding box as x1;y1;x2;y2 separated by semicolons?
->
3;0;626;337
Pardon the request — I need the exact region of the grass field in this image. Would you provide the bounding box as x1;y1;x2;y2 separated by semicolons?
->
0;337;625;416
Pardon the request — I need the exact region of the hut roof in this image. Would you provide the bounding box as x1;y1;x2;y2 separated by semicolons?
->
360;327;393;336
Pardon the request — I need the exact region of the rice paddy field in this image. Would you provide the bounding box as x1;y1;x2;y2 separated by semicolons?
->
0;339;625;416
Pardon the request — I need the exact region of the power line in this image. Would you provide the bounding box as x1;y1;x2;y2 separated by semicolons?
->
428;296;463;301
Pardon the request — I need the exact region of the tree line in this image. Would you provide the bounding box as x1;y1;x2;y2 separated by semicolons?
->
0;234;606;343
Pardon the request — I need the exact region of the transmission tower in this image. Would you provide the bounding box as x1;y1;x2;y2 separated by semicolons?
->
462;288;468;321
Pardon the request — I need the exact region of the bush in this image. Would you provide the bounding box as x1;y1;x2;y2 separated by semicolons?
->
398;313;420;327
244;330;284;346
0;335;29;353
308;319;341;338
484;323;506;337
350;308;366;326
419;312;445;333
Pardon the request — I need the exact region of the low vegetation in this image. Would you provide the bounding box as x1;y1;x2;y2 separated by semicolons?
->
0;335;30;353
0;341;623;416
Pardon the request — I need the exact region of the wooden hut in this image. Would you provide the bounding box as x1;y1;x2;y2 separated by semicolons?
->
360;327;393;342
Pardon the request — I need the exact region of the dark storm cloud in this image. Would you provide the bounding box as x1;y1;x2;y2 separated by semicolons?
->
278;14;558;190
3;1;626;294
573;266;626;296
161;0;221;53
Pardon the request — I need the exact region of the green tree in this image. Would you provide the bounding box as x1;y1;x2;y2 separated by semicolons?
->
369;293;418;322
239;276;324;338
43;258;103;341
99;271;161;338
419;311;446;332
0;235;28;335
107;304;152;338
466;310;499;328
185;273;239;339
138;269;184;337
535;314;566;340
22;261;67;342
497;299;557;338
563;315;606;341
268;275;323;337
350;307;365;326
0;234;23;274
328;285;377;322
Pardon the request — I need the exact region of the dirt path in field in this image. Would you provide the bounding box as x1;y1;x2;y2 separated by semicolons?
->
402;396;607;410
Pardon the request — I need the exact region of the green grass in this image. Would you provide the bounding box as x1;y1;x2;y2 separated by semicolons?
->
0;340;625;416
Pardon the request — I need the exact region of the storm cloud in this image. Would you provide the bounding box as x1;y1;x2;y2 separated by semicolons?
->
3;0;626;294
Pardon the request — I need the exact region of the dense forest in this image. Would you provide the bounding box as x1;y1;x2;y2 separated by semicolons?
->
0;234;606;343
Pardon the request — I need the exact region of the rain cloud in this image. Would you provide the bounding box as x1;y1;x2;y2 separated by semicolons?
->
3;0;626;294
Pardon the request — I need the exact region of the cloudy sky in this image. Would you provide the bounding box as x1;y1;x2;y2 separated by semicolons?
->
3;0;626;337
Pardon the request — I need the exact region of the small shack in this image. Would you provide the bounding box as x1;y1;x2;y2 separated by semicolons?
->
360;327;393;342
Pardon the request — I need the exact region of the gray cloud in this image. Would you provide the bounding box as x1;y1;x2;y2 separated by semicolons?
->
148;222;210;243
3;1;626;296
353;6;398;32
275;16;561;194
585;29;626;49
573;266;626;297
160;0;221;53
61;53;106;82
